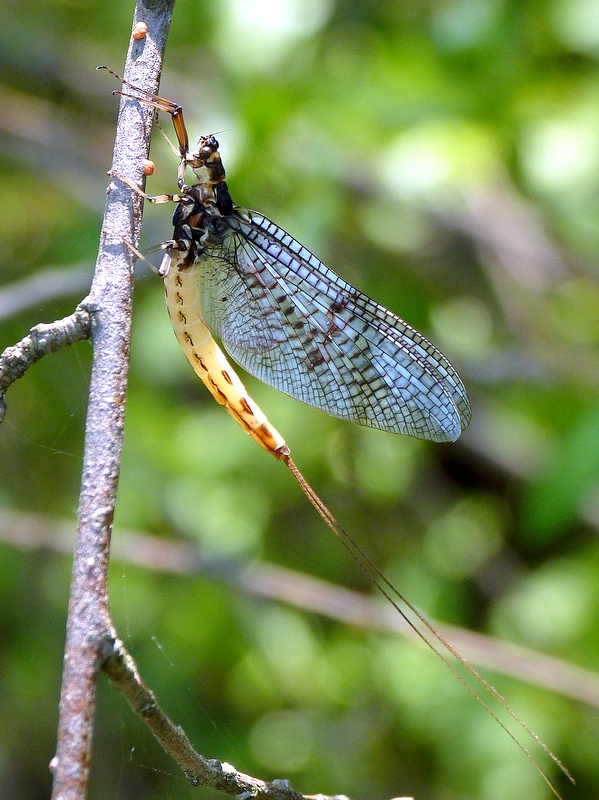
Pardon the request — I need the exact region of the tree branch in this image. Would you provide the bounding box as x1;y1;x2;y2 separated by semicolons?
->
50;3;174;799
101;637;364;800
0;303;91;422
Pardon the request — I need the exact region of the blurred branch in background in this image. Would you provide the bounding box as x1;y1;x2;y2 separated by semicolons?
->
456;181;599;387
0;82;114;212
2;507;597;710
0;265;93;321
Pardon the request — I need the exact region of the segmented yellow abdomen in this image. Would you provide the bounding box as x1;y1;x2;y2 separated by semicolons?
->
164;257;289;460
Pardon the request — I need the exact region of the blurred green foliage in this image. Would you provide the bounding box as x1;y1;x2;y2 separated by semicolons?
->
1;1;599;799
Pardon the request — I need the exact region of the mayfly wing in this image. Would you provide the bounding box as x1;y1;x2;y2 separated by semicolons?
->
197;208;471;443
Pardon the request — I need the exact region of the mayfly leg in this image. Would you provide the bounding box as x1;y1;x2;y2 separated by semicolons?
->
111;170;187;209
97;65;189;158
98;65;224;190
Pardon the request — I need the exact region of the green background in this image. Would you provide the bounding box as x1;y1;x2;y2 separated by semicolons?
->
1;1;598;798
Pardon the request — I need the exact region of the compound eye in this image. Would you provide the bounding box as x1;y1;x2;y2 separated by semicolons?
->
197;135;219;158
208;216;226;234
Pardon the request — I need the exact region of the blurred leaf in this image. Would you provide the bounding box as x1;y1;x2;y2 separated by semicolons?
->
523;407;599;542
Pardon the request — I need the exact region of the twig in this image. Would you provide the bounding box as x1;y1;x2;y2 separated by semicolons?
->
101;637;362;800
0;304;91;422
50;3;174;799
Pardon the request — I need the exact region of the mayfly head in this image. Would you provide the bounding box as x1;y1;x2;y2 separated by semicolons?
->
185;135;226;188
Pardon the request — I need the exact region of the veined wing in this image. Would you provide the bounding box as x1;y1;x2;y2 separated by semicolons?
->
197;209;471;443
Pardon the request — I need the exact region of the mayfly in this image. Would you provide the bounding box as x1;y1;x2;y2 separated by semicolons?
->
99;66;572;797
